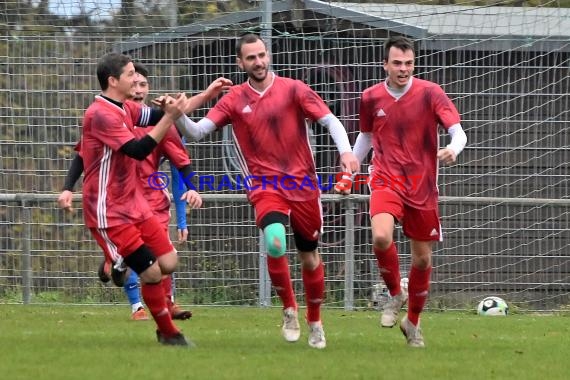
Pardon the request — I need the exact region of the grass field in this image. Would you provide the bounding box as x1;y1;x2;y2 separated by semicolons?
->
1;305;569;380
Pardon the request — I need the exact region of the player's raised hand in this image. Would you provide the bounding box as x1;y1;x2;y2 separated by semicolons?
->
181;190;202;209
57;190;74;213
204;77;233;101
437;147;457;165
184;78;233;114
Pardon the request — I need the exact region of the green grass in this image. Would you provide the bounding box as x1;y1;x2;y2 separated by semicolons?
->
1;305;569;380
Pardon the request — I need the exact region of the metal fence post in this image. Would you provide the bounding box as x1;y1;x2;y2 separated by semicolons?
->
258;231;271;307
343;197;356;311
21;199;32;304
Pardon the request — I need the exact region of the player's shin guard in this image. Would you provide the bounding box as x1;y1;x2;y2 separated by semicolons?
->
267;256;296;310
373;243;402;296
407;265;432;326
302;260;325;323
141;281;179;336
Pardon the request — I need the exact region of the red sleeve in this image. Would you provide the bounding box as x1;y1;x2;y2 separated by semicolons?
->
431;85;461;131
359;89;373;133
90;110;136;151
124;101;143;126
160;126;191;168
206;91;234;128
296;80;331;121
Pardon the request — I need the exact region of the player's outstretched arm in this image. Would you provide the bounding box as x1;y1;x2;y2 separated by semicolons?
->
148;93;187;142
317;113;359;195
317;113;359;172
121;94;188;161
184;77;233;114
174;116;217;142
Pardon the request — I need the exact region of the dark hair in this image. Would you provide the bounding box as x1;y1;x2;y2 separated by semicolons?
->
383;36;415;62
96;52;132;91
133;62;149;78
236;33;266;58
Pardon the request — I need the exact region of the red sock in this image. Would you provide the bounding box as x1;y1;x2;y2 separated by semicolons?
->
161;275;173;305
407;265;432;326
302;260;325;323
267;256;297;310
141;282;179;337
373;242;401;296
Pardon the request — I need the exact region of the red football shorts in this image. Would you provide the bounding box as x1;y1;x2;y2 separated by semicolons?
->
252;192;323;242
90;215;175;260
153;209;171;233
370;188;442;242
90;232;121;263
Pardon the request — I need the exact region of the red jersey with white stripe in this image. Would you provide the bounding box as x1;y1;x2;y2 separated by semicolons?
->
132;124;190;217
206;74;331;202
81;96;153;228
360;78;460;209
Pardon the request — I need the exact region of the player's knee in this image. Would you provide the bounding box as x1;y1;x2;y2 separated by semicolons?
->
372;233;392;250
139;264;162;284
371;219;394;249
299;251;320;271
158;251;178;274
264;223;287;257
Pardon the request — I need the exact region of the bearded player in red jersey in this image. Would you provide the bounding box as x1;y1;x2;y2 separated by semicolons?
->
351;36;467;347
80;52;207;346
173;33;359;349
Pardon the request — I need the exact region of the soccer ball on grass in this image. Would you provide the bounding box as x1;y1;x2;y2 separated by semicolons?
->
477;296;509;316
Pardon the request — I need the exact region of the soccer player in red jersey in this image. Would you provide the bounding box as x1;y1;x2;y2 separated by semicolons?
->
78;52;200;346
351;36;467;347
174;33;359;349
128;63;204;321
58;63;210;321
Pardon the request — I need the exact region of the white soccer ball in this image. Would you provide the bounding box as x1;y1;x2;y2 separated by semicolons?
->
477;296;509;316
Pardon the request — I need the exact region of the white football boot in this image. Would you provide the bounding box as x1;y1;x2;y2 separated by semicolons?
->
281;307;301;342
381;291;408;327
308;321;326;349
400;316;425;348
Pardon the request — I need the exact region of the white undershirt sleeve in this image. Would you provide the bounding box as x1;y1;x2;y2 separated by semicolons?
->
174;115;217;141
446;123;467;156
317;113;352;154
352;132;373;164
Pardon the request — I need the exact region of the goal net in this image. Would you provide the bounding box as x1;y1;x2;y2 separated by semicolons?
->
1;0;569;311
